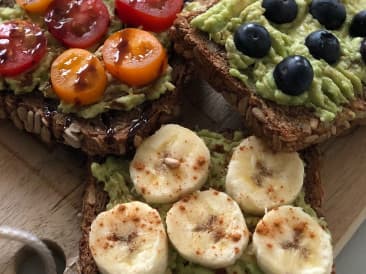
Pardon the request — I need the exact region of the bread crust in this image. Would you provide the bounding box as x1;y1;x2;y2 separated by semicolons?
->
0;0;192;156
78;146;327;273
170;3;366;151
0;59;189;156
79;174;109;274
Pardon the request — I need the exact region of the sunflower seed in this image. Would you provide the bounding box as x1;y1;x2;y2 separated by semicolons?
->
24;111;34;132
252;107;266;123
10;111;23;130
17;106;27;123
310;118;319;130
33;111;41;134
304;135;319;144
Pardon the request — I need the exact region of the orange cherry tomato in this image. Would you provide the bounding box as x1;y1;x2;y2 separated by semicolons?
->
16;0;53;14
50;48;107;106
102;28;168;87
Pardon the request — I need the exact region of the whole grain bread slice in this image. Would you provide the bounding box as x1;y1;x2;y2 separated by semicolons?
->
170;0;366;152
78;145;329;273
0;0;191;156
0;58;189;156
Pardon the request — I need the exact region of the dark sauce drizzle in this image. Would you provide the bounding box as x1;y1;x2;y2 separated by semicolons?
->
126;105;149;156
43;99;58;126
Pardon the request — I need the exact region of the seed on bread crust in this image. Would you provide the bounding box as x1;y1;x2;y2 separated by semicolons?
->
10;111;24;130
310;118;319;130
63;123;82;149
41;117;49;127
252;108;266;123
25;110;34;133
133;135;143;147
238;97;249;115
17;107;28;123
304;135;319;144
33;111;42;134
343;120;351;129
279;134;298;143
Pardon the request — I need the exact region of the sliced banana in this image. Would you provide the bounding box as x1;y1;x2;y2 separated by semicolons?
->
89;201;168;274
225;136;304;215
253;206;333;274
166;189;249;269
130;124;210;204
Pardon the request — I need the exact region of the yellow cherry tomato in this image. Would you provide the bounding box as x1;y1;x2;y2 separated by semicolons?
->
51;48;107;106
102;28;168;87
16;0;54;14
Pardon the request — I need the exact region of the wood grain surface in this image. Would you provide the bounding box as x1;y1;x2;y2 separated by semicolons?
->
0;79;365;273
0;122;85;273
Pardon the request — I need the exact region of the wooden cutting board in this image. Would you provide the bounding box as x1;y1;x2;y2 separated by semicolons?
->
0;80;365;273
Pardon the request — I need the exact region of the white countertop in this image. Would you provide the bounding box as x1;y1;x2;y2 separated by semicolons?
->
336;221;366;274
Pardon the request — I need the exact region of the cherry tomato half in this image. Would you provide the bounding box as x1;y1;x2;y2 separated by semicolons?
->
102;28;168;87
16;0;53;14
115;0;183;32
45;0;110;49
0;20;47;77
51;48;107;105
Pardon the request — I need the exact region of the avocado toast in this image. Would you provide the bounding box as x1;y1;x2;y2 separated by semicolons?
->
78;124;334;274
171;0;366;152
0;0;189;156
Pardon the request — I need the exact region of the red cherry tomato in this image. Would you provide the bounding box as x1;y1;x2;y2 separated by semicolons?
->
115;0;183;32
45;0;110;49
0;20;47;77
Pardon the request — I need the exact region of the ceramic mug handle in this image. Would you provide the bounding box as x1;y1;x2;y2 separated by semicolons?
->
0;226;57;274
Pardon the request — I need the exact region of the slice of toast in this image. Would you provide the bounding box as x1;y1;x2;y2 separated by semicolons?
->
0;1;190;156
78;141;328;273
170;0;366;152
0;58;189;156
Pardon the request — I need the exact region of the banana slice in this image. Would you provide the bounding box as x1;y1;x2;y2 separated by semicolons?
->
166;189;249;269
225;136;304;215
89;202;168;274
253;206;333;274
130;124;210;204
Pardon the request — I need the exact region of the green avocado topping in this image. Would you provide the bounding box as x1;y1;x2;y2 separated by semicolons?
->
0;1;174;118
191;0;366;122
58;66;175;119
91;130;327;274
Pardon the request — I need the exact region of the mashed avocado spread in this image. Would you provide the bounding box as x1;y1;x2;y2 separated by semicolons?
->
0;2;174;119
191;0;366;122
91;130;327;274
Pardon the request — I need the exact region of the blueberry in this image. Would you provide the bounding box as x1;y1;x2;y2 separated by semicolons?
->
273;56;314;96
350;10;366;37
262;0;298;24
309;0;346;30
234;23;271;58
360;39;366;63
305;30;340;64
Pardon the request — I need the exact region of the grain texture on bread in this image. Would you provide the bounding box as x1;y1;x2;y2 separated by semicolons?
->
170;1;366;152
0;0;190;156
0;58;189;156
78;146;326;273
